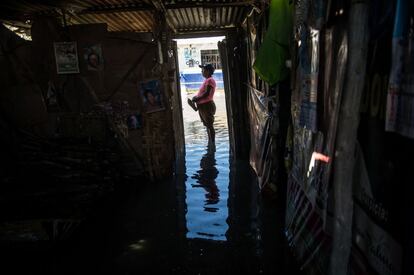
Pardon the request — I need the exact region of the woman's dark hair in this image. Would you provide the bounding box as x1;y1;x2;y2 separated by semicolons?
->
199;63;215;75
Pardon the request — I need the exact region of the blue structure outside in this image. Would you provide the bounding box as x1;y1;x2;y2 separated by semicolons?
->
180;70;224;90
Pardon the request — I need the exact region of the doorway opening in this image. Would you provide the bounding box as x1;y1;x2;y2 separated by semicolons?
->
174;36;230;240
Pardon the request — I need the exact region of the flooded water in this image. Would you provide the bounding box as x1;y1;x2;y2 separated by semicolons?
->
2;86;301;275
181;87;230;241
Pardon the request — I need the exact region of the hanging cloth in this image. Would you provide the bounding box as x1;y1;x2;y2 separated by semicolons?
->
253;0;293;86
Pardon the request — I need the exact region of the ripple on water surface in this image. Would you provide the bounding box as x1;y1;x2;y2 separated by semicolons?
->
181;90;230;241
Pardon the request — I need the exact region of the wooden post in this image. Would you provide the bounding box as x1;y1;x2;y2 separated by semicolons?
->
170;41;185;175
218;31;250;160
328;1;369;274
218;38;237;158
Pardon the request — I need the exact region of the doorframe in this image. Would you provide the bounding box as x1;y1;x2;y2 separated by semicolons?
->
218;31;251;160
170;31;250;168
170;40;186;175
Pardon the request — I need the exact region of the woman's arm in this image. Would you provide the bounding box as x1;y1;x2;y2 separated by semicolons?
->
193;85;212;102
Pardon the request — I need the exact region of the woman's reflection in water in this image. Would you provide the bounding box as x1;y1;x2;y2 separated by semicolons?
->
191;144;219;211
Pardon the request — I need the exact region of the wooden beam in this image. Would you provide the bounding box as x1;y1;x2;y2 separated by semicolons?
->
150;0;166;13
328;1;369;275
78;3;153;15
77;1;254;15
165;1;255;9
1;19;31;29
150;0;177;33
172;26;237;38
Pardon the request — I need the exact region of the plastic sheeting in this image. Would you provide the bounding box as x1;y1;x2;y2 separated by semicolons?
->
285;4;349;272
247;86;274;189
285;127;330;273
298;28;319;132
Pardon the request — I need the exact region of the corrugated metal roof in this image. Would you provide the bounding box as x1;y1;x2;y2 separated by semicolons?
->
0;0;254;33
167;6;246;31
72;10;154;32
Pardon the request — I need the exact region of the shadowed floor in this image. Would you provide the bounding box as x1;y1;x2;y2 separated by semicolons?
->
0;89;301;274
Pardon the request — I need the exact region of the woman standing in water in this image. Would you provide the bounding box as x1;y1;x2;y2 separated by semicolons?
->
192;63;217;145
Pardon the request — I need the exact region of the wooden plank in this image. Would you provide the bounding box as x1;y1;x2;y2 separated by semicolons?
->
105;44;152;101
218;39;236;156
78;3;154;15
328;1;369;274
165;1;254;9
170;41;185;175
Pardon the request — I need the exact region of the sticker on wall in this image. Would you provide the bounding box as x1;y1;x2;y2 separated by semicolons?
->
84;44;104;71
54;42;80;74
45;80;59;112
127;113;142;130
139;79;165;114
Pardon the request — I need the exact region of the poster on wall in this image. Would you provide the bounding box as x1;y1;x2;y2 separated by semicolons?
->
139;79;165;113
385;0;414;139
83;44;104;71
54;42;80;74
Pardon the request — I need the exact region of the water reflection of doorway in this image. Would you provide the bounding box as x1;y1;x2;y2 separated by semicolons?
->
183;89;229;241
176;36;230;241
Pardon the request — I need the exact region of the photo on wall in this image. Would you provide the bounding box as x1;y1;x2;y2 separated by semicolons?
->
83;44;104;71
54;42;80;74
139;79;165;113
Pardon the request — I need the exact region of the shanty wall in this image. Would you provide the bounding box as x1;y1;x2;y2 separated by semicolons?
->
244;0;414;274
242;2;291;196
217;29;250;161
0;19;175;183
351;1;414;274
